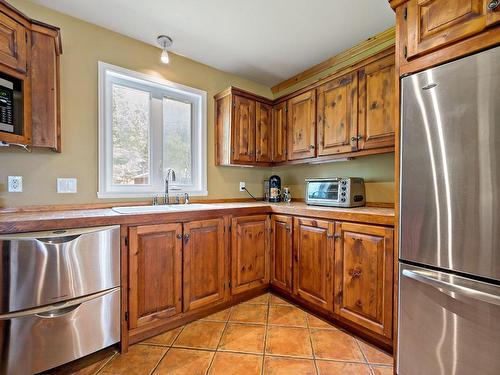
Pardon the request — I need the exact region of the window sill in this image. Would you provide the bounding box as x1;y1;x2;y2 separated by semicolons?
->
97;190;208;199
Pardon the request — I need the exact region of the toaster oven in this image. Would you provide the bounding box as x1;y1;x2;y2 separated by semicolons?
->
305;178;365;208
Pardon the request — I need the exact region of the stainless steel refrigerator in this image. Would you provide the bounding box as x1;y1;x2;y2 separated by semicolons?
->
398;46;500;375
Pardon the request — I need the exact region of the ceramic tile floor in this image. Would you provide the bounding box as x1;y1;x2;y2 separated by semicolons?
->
44;293;393;375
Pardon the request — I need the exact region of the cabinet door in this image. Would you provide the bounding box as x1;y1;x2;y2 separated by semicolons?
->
316;73;358;156
287;90;316;160
232;94;256;163
334;222;393;339
31;30;60;151
293;217;334;311
406;0;499;59
183;218;227;312
272;102;287;162
231;215;270;295
128;223;183;330
270;215;293;292
255;102;272;163
0;13;27;73
358;55;395;150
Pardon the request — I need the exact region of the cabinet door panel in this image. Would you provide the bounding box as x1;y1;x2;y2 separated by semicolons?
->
231;215;270;295
358;55;395;150
293;217;334;311
270;215;293;292
287;90;316;160
183;218;226;312
272;102;287;162
317;73;358;155
128;223;182;330
0;13;26;73
256;102;272;163
406;0;497;58
232;95;256;163
334;222;393;339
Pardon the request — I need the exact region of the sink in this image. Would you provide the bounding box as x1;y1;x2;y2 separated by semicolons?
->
112;204;213;214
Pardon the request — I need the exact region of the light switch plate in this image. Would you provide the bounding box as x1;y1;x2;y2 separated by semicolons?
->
57;178;77;193
8;176;22;192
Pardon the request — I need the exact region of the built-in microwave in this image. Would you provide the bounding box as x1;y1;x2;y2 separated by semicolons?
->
305;178;365;208
0;77;14;133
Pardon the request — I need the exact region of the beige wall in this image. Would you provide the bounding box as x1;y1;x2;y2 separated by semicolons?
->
0;0;394;208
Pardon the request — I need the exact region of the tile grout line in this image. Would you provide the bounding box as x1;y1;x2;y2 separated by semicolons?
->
149;346;171;375
94;350;119;375
205;306;232;374
306;311;320;375
261;293;270;375
354;337;375;375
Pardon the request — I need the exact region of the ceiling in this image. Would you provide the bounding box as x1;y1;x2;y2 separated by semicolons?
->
31;0;395;86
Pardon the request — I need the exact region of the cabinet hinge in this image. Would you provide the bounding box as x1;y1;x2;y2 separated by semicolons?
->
228;281;232;288
124;311;129;321
229;224;232;233
124;236;129;247
403;46;408;59
403;7;407;20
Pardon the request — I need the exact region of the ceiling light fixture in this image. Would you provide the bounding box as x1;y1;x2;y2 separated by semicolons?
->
157;35;173;64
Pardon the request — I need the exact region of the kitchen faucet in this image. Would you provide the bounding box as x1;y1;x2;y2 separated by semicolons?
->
164;168;176;204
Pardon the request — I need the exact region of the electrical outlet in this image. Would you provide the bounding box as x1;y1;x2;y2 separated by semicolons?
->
239;182;246;192
57;178;78;193
8;176;22;192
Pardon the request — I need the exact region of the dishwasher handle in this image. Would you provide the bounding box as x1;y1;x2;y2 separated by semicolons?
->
402;269;500;307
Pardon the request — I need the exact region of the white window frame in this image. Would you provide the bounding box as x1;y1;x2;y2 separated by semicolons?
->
98;61;207;198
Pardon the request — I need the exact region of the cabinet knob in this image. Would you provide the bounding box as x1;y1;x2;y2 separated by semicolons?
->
184;234;190;241
488;0;499;10
309;145;315;150
176;234;183;239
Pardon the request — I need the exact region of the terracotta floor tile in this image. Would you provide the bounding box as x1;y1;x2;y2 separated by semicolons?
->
357;340;393;365
371;365;394;375
100;344;166;375
243;293;270;305
316;360;371;375
269;294;292;306
45;347;117;375
310;329;364;361
263;356;316;375
143;326;184;346
268;305;307;327
153;348;214;375
208;352;262;375
265;326;313;358
218;323;266;354
173;321;225;349
202;308;232;322
307;314;337;330
229;303;268;324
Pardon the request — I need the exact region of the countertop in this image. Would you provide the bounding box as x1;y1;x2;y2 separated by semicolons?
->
0;202;394;234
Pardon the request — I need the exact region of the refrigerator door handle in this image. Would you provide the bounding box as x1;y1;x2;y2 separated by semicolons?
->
402;269;500;307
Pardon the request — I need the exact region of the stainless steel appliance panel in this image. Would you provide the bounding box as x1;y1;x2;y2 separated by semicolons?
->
398;263;500;375
305;177;365;207
0;287;120;375
400;46;500;281
0;226;120;314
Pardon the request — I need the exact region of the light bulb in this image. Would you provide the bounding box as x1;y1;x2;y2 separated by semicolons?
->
161;49;169;64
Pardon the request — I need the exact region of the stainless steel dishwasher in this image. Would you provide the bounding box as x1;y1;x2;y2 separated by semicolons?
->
0;225;120;375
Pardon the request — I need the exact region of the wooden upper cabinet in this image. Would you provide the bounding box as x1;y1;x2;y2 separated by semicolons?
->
0;12;27;73
316;73;358;156
287;89;316;160
293;217;334;311
358;55;395;150
128;223;183;331
183;218;227;312
233;94;256;163
334;222;393;339
255;101;272;163
214;87;273;166
272;101;287;162
231;215;270;295
31;27;61;151
404;0;500;59
270;215;293;293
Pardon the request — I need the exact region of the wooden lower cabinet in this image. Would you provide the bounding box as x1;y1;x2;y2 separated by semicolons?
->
270;215;293;292
292;217;334;311
183;218;227;312
128;223;183;331
334;222;394;339
231;215;270;295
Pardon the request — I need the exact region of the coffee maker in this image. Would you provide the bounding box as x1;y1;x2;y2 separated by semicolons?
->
264;175;281;202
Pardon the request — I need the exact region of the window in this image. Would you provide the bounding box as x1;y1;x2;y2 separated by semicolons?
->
98;62;207;198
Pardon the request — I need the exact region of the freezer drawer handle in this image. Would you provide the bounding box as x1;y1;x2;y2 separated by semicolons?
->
0;287;120;320
402;269;500;307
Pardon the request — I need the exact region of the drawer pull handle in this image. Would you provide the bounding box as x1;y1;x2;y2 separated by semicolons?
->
488;0;499;10
35;304;81;318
